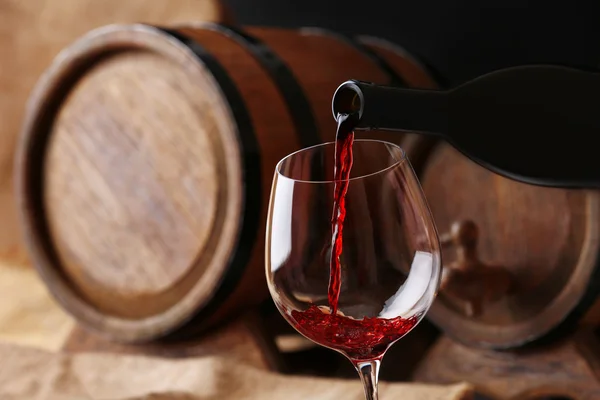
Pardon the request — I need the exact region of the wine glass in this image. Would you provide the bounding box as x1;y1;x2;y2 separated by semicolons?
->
265;139;441;400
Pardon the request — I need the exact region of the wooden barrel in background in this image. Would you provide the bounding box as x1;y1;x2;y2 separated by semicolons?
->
15;23;438;343
402;133;600;349
0;0;229;268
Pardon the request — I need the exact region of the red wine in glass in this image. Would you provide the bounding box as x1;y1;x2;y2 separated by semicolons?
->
266;119;441;399
291;114;420;360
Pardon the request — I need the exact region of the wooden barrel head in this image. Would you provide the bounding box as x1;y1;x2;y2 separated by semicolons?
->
0;0;228;268
16;24;248;342
403;135;600;349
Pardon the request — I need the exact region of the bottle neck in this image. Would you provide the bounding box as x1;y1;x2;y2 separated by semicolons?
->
332;80;449;137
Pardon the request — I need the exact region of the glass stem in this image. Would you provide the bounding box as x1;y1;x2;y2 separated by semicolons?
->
354;359;381;400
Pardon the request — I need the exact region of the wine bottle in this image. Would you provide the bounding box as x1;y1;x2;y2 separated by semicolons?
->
331;65;600;189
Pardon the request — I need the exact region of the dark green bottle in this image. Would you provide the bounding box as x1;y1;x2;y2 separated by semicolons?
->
332;65;600;189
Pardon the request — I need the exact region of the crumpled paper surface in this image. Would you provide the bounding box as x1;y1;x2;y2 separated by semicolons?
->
0;342;473;400
0;251;473;399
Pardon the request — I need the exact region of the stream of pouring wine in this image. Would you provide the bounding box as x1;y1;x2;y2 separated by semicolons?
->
328;113;355;315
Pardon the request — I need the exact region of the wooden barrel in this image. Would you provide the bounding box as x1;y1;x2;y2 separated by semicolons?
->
402;133;600;349
15;23;438;343
0;0;229;269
